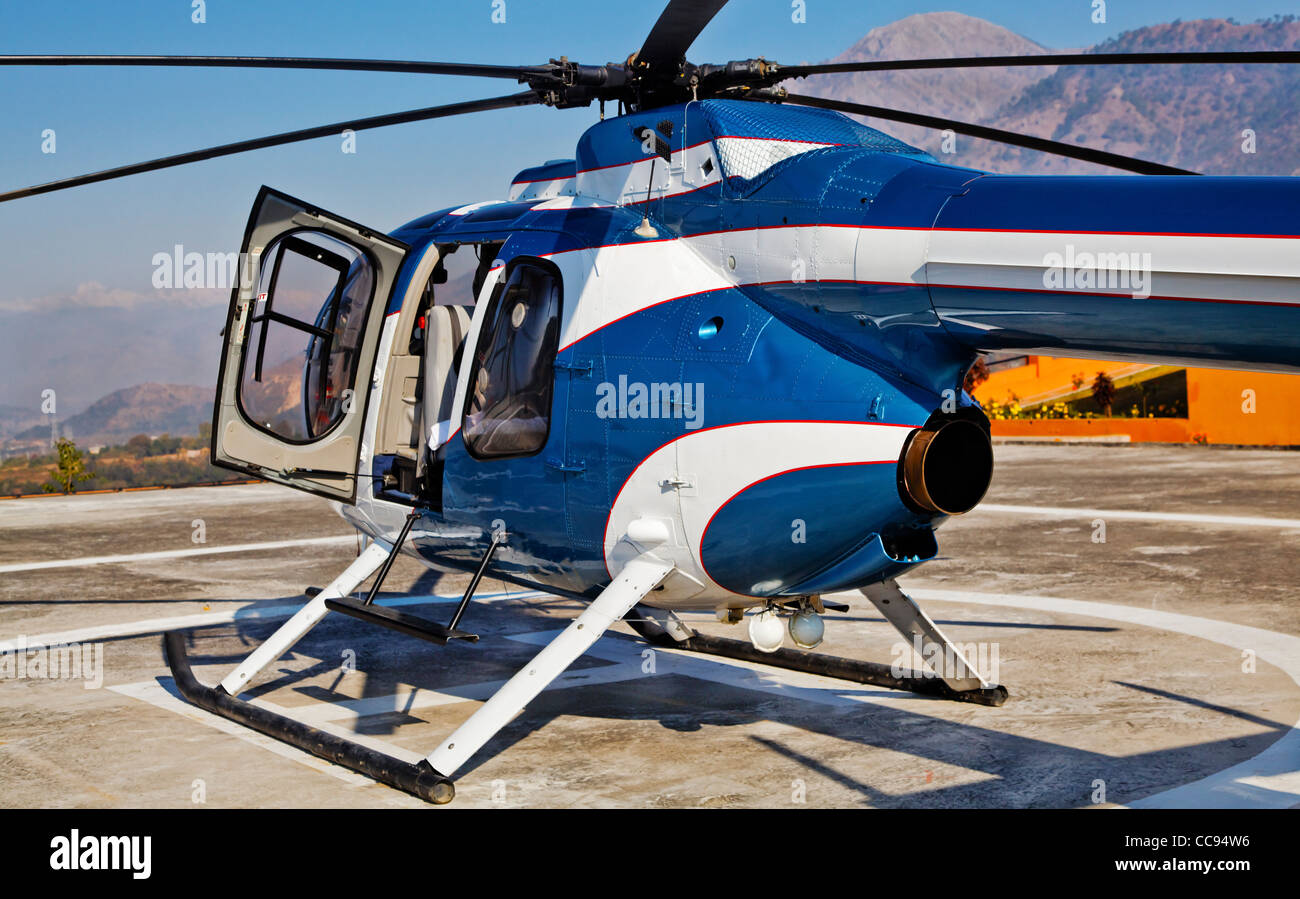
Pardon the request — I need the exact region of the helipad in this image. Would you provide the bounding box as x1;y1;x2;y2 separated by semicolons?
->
2;443;1298;808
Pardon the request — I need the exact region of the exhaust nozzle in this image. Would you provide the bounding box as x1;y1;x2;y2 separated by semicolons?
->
900;418;994;516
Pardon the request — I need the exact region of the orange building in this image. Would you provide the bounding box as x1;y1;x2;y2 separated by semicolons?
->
974;355;1300;446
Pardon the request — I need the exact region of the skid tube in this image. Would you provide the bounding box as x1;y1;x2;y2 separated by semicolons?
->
645;630;1008;707
162;631;456;804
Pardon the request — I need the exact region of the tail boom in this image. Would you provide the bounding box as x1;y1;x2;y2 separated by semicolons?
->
926;174;1300;373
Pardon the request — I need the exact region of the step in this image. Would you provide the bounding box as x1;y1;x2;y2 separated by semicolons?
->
324;594;479;645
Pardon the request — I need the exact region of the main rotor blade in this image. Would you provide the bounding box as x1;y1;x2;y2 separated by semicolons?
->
778;93;1196;176
636;0;729;72
780;49;1300;79
0;54;559;81
0;91;541;204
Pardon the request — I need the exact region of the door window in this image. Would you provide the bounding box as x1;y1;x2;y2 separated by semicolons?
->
462;259;562;459
238;233;374;442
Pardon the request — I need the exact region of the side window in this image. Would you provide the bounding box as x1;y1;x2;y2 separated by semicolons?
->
462;259;562;459
238;232;374;442
435;242;502;307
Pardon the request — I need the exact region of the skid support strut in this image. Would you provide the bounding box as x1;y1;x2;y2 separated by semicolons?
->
625;579;1007;707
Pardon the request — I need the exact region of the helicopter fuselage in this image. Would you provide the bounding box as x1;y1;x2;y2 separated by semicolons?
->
304;99;1300;613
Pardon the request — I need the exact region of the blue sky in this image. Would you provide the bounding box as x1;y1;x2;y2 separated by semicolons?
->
0;0;1294;309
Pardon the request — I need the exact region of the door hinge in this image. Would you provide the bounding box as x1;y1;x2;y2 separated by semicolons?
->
545;457;586;473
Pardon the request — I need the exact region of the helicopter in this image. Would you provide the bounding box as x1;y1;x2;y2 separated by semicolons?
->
3;0;1298;805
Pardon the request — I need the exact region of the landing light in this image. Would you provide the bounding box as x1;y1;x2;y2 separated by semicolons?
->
748;608;784;653
788;605;824;649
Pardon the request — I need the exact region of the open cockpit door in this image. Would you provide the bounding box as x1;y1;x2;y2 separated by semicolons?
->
211;186;409;503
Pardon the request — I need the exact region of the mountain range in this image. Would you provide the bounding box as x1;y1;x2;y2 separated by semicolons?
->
801;12;1300;175
8;383;210;451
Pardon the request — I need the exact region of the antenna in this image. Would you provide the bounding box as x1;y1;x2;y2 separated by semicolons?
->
634;157;659;239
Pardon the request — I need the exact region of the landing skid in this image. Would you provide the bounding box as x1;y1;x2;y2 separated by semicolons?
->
163;631;457;803
627;578;1008;707
656;632;1007;706
161;542;673;805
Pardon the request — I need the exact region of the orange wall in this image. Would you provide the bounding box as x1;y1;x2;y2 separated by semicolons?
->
978;356;1300;446
977;356;1150;407
1186;368;1300;445
993;418;1191;442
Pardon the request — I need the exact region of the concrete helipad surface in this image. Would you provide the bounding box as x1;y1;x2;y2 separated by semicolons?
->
1;443;1298;808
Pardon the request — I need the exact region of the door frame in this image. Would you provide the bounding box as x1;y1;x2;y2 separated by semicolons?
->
210;185;409;503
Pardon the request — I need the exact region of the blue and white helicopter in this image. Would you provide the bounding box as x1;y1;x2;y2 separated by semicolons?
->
5;0;1298;804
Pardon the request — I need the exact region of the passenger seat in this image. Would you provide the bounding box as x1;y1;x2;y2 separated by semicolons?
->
423;304;472;450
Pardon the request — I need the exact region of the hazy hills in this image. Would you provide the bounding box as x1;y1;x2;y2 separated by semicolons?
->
800;12;1300;175
11;382;210;450
0;294;224;422
987;17;1300;175
799;12;1061;151
0;404;46;442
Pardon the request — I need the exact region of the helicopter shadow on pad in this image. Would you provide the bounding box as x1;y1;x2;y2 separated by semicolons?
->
179;595;1295;808
443;632;1293;807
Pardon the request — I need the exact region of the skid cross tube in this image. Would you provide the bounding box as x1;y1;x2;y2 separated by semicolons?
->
220;541;390;696
860;580;992;693
425;554;674;775
163;631;456;803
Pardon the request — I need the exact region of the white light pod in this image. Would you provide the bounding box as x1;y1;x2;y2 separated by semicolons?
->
788;606;824;649
748;608;785;653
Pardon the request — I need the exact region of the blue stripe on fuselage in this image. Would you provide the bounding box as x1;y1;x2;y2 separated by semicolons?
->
936;174;1300;237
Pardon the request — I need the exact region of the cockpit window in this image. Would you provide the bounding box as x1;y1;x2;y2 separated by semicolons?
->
462;259;562;459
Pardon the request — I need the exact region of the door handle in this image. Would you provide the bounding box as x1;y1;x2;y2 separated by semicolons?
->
554;358;593;377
